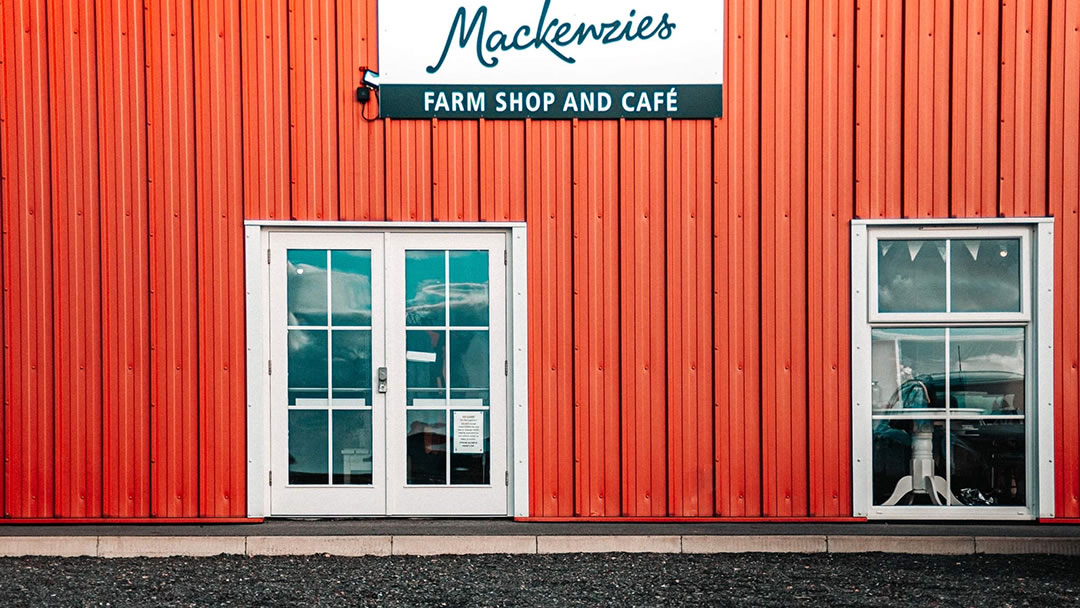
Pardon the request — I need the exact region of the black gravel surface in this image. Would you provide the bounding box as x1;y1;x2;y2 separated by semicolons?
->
0;552;1077;607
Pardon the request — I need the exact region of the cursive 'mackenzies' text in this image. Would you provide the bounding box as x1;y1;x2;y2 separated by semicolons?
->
426;0;677;73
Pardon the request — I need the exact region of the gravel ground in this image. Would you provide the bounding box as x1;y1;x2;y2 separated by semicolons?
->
0;553;1077;607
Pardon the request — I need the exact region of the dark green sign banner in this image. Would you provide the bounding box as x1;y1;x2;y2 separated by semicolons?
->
378;84;723;119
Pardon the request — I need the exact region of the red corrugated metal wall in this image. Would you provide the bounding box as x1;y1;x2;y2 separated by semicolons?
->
0;0;1078;519
0;0;248;519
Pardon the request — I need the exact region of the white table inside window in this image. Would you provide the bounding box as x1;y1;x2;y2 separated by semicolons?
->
874;408;960;506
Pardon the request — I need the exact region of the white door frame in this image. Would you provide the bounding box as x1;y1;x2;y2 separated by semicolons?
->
244;222;529;518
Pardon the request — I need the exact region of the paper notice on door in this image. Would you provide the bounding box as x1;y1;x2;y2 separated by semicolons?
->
452;411;484;454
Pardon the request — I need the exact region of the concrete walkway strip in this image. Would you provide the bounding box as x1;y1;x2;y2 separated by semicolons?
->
1;534;1079;557
536;535;682;554
0;536;98;557
247;535;392;557
97;536;247;558
828;535;976;555
682;535;827;553
975;537;1080;555
391;535;536;555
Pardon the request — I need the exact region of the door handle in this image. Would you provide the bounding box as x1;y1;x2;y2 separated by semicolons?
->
377;367;388;393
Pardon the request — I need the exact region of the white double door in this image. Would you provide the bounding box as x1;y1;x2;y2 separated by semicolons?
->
269;231;508;516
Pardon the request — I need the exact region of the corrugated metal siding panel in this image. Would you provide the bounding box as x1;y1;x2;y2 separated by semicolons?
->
1050;0;1080;520
289;0;338;221
0;0;1077;521
808;0;855;517
0;0;6;514
856;0;903;219
666;119;715;516
386;119;432;221
480;120;526;222
527;120;574;516
241;0;289;220
336;0;384;221
620;120;667;516
715;1;762;517
953;0;1001;218
193;0;246;517
572;120;621;517
146;0;200;518
761;0;809;517
47;0;102;518
902;0;950;218
97;0;152;518
1000;0;1050;218
433;120;480;222
2;0;54;518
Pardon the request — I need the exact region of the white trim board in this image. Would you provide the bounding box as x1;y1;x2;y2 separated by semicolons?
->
244;223;529;518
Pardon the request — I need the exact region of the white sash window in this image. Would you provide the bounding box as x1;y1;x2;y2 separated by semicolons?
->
852;219;1054;520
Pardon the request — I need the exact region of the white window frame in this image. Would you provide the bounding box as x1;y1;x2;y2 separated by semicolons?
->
243;221;530;518
868;226;1032;324
851;218;1054;520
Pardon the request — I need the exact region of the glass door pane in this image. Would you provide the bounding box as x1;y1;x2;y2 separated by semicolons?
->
270;233;385;516
285;249;375;486
402;249;491;486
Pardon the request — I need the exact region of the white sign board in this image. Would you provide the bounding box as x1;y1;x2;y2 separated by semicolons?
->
452;411;485;454
375;0;724;118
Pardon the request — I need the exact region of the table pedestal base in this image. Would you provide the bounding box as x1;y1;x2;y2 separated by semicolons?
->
882;473;958;506
881;421;959;506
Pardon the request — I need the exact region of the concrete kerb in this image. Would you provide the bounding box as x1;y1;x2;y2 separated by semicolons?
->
0;536;98;557
1;534;1079;557
97;536;247;558
536;535;682;554
391;535;536;555
682;535;828;553
246;535;392;556
827;535;976;555
975;536;1080;555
